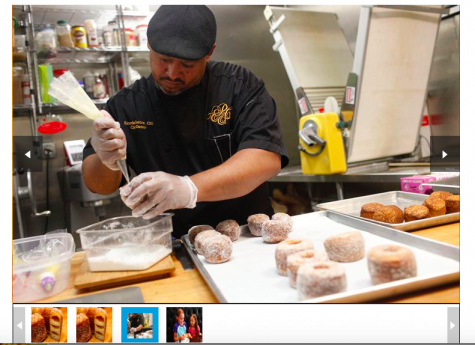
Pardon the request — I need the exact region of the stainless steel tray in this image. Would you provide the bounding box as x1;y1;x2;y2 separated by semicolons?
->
316;191;460;231
182;211;459;303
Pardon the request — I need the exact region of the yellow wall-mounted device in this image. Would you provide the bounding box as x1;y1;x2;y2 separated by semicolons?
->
299;113;346;175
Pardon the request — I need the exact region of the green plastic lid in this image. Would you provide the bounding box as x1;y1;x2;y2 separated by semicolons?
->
57;20;67;25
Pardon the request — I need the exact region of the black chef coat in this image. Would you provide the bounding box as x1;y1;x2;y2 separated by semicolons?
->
83;60;289;237
129;313;144;328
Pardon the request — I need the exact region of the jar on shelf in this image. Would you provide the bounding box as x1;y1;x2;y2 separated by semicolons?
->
22;73;31;105
124;28;137;47
13;35;27;62
102;25;113;47
83;71;95;98
85;19;99;48
93;73;106;99
136;24;148;48
36;25;57;58
56;20;74;48
71;25;88;48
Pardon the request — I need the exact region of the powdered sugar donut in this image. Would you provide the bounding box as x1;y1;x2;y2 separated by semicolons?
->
367;245;417;284
323;231;365;262
272;213;293;231
216;219;241;241
296;261;347;300
274;239;314;276
247;214;270;237
194;230;222;255
203;235;233;264
287;250;329;288
188;225;214;246
262;219;291;243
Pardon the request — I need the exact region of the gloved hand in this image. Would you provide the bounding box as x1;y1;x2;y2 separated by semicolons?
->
90;110;126;171
130;328;136;333
120;171;198;219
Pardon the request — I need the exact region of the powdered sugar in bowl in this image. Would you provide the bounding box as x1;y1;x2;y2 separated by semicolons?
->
77;214;173;271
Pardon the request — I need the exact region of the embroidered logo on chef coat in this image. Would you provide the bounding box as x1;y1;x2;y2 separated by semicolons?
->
123;120;154;130
208;103;232;125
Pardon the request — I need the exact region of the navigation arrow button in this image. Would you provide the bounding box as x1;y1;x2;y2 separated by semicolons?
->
25;151;31;159
442;151;447;159
17;321;22;330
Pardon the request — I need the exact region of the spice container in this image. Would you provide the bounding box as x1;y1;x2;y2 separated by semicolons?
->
93;73;106;99
124;28;137;47
71;25;87;48
56;20;74;48
36;25;57;58
83;71;95;98
136;24;148;48
102;25;113;47
77;214;173;272
85;19;99;48
108;20;120;46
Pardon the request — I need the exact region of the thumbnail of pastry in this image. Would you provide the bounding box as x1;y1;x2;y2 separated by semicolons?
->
76;307;112;342
31;307;67;343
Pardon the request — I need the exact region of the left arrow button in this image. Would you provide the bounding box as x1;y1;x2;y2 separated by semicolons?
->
25;151;31;159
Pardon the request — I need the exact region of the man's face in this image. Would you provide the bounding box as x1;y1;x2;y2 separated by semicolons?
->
149;44;216;96
132;313;137;317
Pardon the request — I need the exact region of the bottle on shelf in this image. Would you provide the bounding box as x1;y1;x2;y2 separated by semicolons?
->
103;25;113;48
22;73;31;105
108;21;120;46
13;67;23;105
85;19;99;48
83;71;95;98
93;73;106;99
124;28;137;47
56;20;74;48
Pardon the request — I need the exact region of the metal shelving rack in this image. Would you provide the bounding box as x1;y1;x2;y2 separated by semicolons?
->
13;5;151;122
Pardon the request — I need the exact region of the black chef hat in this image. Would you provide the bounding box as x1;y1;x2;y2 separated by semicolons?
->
147;5;217;61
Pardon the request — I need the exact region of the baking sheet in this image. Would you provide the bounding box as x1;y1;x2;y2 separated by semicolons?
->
182;211;459;303
317;191;460;231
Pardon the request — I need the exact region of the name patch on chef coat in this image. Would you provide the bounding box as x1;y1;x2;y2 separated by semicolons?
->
123;120;154;130
208;103;232;125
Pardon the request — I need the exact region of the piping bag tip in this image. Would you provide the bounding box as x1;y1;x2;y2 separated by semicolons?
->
117;159;130;184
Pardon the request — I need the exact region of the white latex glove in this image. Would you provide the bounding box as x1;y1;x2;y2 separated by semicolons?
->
91;110;126;171
120;171;198;219
130;327;136;333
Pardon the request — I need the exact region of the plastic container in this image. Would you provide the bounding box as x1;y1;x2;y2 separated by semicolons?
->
103;25;113;47
124;28;137;47
56;20;74;48
22;73;31;105
12;67;23;105
136;24;148;47
13;233;75;302
77;214;173;272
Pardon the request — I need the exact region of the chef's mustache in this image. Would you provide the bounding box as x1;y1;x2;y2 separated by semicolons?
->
159;76;185;85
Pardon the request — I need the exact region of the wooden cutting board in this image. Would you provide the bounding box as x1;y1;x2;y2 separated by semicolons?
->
74;255;175;290
75;307;113;343
36;307;68;343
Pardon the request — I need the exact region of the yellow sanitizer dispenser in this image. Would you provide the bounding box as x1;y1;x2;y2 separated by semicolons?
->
298;113;346;175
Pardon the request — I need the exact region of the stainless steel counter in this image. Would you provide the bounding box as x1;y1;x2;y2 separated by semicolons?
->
269;163;430;183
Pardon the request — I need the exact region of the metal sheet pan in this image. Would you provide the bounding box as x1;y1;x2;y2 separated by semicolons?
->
181;211;459;303
316;191;459;231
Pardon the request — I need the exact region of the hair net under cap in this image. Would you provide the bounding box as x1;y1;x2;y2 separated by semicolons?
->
147;5;217;61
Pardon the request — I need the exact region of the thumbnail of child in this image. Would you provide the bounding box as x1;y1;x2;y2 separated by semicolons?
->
167;307;203;343
31;307;67;343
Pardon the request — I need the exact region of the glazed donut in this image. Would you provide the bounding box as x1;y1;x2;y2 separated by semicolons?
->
323;231;365;262
287;250;328;288
367;245;417;284
188;225;214;246
423;197;446;217
216;219;241;241
373;206;404;224
274;239;314;276
360;203;384;219
272;213;293;231
194;230;222;255
430;191;453;201
247;214;270;237
404;205;430;222
445;195;460;213
262;219;291;243
202;235;233;264
296;261;347;300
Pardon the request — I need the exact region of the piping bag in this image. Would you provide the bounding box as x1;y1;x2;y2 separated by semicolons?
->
48;71;130;183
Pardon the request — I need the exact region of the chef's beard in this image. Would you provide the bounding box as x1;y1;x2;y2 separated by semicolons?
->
155;81;183;96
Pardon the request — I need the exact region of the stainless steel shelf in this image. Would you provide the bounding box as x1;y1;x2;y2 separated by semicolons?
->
40;99;108;112
269;164;431;183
